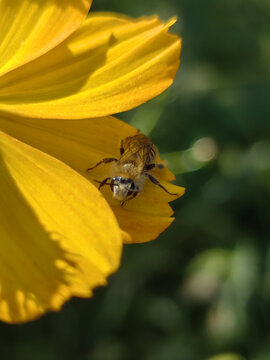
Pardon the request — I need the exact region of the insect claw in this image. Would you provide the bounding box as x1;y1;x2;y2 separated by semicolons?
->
165;191;178;196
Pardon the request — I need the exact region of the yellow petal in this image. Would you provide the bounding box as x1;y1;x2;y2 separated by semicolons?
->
113;208;174;244
0;130;122;323
0;0;92;76
0;114;185;244
0;13;181;119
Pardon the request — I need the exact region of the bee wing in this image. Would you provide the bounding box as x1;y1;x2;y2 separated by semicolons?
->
120;134;157;171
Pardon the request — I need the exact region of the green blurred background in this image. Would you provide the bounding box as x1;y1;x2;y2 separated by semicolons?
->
1;0;269;359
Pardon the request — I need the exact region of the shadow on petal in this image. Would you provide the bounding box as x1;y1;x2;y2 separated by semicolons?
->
0;34;112;102
0;130;122;323
0;0;92;77
0;155;82;323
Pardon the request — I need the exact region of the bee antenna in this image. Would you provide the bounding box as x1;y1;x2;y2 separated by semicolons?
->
94;180;119;187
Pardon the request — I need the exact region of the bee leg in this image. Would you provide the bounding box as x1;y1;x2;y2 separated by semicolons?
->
121;192;138;206
95;177;112;189
147;174;177;196
86;158;117;172
120;140;125;156
144;163;165;171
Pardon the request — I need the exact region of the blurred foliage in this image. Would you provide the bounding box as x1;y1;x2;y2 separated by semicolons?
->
207;354;244;360
1;0;269;359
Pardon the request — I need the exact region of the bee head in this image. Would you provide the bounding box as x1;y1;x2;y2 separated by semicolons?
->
111;177;135;200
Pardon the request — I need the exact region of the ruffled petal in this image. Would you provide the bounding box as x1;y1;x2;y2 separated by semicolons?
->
0;114;185;244
0;0;92;76
0;13;181;119
0;130;122;323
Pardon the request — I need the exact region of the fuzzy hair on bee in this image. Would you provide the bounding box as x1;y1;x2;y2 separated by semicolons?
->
86;133;177;206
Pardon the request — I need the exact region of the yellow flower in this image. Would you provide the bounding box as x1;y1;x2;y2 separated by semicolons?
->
0;0;184;323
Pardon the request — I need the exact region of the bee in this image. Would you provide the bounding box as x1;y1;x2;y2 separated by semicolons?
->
86;133;177;205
